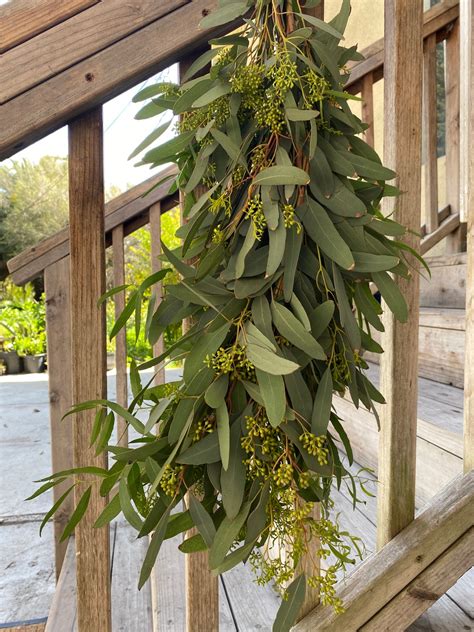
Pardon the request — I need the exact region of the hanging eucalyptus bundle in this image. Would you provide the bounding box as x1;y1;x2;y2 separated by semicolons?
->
34;1;422;628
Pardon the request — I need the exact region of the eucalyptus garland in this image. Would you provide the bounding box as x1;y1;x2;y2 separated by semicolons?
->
34;1;422;629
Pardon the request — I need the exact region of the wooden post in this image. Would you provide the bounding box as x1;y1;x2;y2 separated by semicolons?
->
44;257;73;578
377;0;423;550
149;202;165;386
112;224;128;446
423;33;438;234
361;73;375;148
68;107;111;632
445;20;463;253
460;0;473;473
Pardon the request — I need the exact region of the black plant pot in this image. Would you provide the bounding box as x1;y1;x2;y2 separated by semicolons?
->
23;354;46;374
0;351;23;374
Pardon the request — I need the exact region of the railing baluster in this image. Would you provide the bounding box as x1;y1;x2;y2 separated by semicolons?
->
112;224;128;446
361;72;375;148
377;0;423;550
423;33;439;235
44;257;73;578
68;107;111;631
149;201;165;386
445;19;463;253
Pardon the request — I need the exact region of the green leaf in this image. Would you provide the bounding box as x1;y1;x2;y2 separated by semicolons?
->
247;342;300;376
60;487;92;542
283;226;303;302
253;166;310;186
200;2;248;29
143;130;195;165
286;107;319;121
372;271;408;323
311;367;333;435
271;301;326;360
193;82;232;108
347;152;396;181
94;493;121;528
119;473;143;531
352;252;399;273
256;369;286;428
188;494;216;547
205;375;229;408
183;323;230;383
26;477;66;501
210;128;244;165
216;402;230;470
177;431;221;465
179;533;208;553
273;574;307;632
333;265;361;350
182;49;221;82
133;82;178;102
209;502;251;569
139;504;172;588
309;300;335;339
221;421;246;519
128;120;172;160
300;12;344;39
97;284;130;306
299;198;354;270
266;213;286;278
110;291;138;340
251;295;277;344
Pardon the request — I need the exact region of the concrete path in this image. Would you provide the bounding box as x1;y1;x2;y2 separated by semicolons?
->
0;368;180;627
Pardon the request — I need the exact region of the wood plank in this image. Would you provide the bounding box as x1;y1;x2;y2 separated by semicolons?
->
447;567;474;618
420;253;466;308
377;0;423;548
408;594;474;631
8;166;178;286
68;107;111;632
0;0;98;54
444;19;463;253
420;204;450;237
0;0;237;160
1;0;186;103
150;202;165;386
112;225;128;447
418;307;465;330
460;0;474;474
423;33;439;234
333;397;463;507
420;212;461;254
44;538;77;632
5;624;46;632
361;529;474;631
111;520;153;632
293;471;474;631
44;258;74;578
361;73;375;147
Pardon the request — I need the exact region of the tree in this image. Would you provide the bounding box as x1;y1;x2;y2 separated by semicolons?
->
0;157;69;277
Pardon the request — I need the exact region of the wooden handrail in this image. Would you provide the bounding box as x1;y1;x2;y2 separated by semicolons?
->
346;0;459;93
7;165;178;285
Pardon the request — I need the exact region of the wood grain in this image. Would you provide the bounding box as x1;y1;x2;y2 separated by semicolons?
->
0;0;98;54
44;538;78;632
422;33;438;234
377;0;423;549
44;258;74;578
293;471;474;631
68;107;111;632
419;252;466;308
421;213;460;255
361;73;375;147
1;0;186;103
0;0;235;159
112;224;128;447
361;529;474;631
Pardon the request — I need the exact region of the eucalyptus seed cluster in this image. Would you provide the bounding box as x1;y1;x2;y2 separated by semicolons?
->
160;464;184;497
209;191;232;217
299;431;329;465
205;345;255;379
242;412;290;480
304;70;330;105
244;196;266;240
192;415;215;441
282;203;301;232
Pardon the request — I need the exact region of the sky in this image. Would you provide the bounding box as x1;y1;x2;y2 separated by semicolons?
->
4;65;179;193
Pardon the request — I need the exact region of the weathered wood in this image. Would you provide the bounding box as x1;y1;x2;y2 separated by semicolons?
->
149;202;165;386
293;472;474;631
361;528;474;631
460;0;474;474
420;204;450;237
421;213;460;255
333;397;463;507
0;0;98;54
423;33;438;234
377;0;423;548
44;258;74;578
68;107;111;632
111;520;153;632
1;0;186;103
419;252;466;308
448;568;474;618
112;225;128;447
409;594;474;631
0;0;238;160
361;73;375;147
44;538;77;632
8;166;178;286
444;19;463;253
345;0;460;94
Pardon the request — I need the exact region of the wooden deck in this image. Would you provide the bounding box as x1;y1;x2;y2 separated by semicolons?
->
45;461;473;631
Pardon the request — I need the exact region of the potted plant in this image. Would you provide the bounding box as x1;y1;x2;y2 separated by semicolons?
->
0;332;22;374
15;332;47;373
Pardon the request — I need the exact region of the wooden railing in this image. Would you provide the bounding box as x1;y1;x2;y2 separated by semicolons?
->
5;0;472;630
